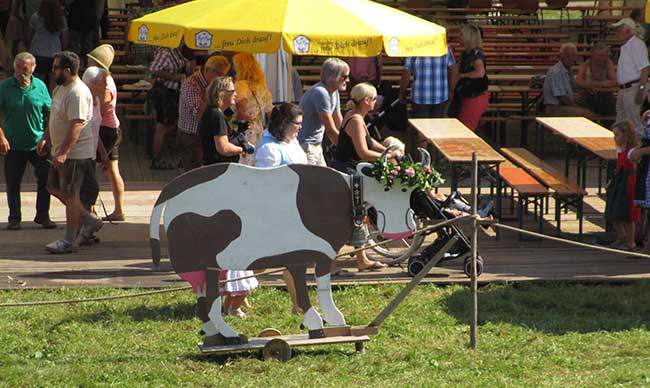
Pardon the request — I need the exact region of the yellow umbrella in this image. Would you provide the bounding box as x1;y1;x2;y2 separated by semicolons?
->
128;0;447;57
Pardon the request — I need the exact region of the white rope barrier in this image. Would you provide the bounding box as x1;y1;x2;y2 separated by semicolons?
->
7;215;636;308
0;217;471;308
489;221;650;259
0;268;285;308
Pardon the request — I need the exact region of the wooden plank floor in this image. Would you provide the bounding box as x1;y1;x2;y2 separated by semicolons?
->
1;139;649;289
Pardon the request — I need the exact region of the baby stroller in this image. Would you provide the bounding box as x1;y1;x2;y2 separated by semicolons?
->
367;188;485;279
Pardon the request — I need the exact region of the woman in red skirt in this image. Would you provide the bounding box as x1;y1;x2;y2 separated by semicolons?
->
454;24;489;131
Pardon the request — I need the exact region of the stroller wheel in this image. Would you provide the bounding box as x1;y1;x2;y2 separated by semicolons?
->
407;255;427;277
463;255;484;278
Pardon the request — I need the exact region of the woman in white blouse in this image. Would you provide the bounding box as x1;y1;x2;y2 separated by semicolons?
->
254;102;307;314
254;102;307;167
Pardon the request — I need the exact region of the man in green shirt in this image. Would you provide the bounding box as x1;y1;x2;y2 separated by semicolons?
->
0;52;56;230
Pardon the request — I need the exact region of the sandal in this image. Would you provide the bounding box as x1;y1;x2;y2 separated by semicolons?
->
331;268;354;277
358;260;388;272
102;213;125;222
609;241;625;249
618;244;637;252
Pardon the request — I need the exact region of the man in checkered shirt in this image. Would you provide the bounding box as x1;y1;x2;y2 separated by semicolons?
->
149;46;192;169
177;55;230;172
399;47;458;118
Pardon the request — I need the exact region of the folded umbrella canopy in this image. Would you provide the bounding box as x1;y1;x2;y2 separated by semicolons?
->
128;0;447;57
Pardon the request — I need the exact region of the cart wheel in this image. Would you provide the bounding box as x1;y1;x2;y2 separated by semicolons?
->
463;256;484;278
262;338;292;362
407;255;426;277
355;341;365;353
258;328;282;337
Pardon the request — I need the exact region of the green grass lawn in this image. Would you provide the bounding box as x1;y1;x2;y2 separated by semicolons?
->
2;281;650;387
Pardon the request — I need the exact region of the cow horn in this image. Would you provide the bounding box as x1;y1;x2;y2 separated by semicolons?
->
380;145;397;162
418;147;431;167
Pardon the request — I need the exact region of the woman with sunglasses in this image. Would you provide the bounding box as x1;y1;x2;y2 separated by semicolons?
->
255;102;307;167
198;75;257;318
199;76;246;165
333;82;401;172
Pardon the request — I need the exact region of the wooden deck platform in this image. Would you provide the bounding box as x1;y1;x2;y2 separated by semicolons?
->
0;141;648;289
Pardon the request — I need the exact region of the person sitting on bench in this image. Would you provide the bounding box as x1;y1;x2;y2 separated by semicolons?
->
542;43;597;119
575;43;617;117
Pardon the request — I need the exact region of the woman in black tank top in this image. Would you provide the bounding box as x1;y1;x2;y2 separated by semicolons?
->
331;82;404;272
333;82;402;173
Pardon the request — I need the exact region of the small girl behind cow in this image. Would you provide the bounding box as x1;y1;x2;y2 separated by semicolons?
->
605;120;640;250
220;269;258;319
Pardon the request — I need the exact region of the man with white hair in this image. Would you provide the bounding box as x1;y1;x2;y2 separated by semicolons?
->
76;65;111;246
297;58;353;276
298;57;349;166
0;52;56;231
542;43;596;118
613;17;650;132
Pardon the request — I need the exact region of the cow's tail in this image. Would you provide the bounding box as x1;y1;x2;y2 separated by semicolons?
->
150;201;166;268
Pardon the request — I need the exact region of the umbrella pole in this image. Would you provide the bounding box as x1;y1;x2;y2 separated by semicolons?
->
287;52;293;103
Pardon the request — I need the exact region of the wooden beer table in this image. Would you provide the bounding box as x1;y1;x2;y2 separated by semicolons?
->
535;117;615;194
409;118;504;234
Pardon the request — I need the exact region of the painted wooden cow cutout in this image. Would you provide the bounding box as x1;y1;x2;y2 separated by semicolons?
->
149;158;421;341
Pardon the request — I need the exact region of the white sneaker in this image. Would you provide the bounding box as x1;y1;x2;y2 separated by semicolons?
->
80;214;103;241
45;239;73;254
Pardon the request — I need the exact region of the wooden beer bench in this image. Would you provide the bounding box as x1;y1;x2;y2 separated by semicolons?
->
487;159;549;239
501;147;587;239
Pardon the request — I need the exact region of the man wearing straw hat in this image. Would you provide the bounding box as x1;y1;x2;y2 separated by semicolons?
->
84;43;126;222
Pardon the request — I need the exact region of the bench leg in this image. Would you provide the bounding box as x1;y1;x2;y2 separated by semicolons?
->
564;144;570;179
539;195;545;235
555;194;562;237
450;165;458;192
580;151;587;190
517;195;524;241
578;196;584;241
598;159;603;196
537;122;545;157
495;165;502;241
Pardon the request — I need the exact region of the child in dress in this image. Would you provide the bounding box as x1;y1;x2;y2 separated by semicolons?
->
219;270;258;319
630;111;650;253
606;120;640;250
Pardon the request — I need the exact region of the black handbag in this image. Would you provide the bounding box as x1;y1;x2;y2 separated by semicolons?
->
605;170;631;222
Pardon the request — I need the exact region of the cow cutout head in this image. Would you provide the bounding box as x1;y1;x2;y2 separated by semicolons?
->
357;162;417;240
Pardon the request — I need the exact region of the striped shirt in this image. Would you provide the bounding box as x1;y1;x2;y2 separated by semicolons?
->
543;61;573;106
178;71;208;135
404;48;456;105
150;47;187;91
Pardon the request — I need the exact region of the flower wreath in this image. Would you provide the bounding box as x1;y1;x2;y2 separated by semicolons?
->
369;158;444;190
